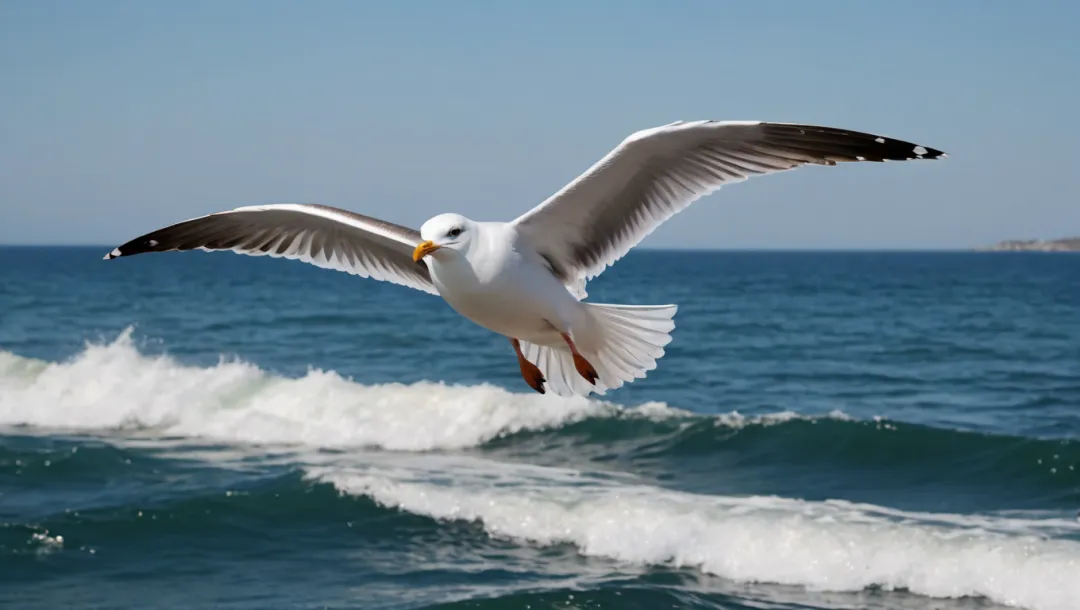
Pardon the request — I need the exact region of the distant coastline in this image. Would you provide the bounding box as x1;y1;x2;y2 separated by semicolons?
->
976;237;1080;252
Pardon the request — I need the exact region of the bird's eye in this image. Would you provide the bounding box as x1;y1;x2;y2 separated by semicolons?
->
448;227;462;238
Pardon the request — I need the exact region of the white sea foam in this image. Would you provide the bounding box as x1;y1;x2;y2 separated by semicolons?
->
0;328;687;450
315;455;1080;610
0;329;851;451
6;330;1078;609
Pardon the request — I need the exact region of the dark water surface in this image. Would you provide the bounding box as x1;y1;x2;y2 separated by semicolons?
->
1;247;1078;610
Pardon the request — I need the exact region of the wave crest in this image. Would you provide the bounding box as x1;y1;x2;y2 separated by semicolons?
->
316;457;1080;610
0;328;684;451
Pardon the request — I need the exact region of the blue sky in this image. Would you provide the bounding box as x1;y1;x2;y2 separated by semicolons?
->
1;1;1077;248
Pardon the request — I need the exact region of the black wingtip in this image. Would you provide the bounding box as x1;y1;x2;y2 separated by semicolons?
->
102;235;168;260
839;133;948;162
763;123;948;163
855;133;947;161
906;142;948;160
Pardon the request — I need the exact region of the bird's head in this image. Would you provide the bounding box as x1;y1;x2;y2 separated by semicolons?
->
414;213;474;262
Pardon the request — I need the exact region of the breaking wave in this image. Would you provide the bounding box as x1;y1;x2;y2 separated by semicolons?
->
314;455;1080;610
4;330;1080;610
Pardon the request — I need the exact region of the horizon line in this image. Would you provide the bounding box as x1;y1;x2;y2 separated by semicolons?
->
0;243;998;252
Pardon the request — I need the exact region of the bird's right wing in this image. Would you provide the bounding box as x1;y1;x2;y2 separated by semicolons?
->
104;203;439;295
512;120;946;295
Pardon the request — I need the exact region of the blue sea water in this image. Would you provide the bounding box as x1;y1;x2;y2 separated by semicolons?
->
1;246;1078;610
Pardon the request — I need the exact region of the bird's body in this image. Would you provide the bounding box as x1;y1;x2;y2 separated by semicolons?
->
104;120;946;396
425;221;546;342
424;220;583;347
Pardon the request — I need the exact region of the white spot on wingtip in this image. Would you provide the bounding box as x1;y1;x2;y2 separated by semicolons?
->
104;248;121;260
856;156;866;161
875;137;886;144
913;145;928;156
149;239;158;247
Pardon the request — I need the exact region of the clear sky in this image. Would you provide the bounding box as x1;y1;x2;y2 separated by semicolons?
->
2;1;1077;248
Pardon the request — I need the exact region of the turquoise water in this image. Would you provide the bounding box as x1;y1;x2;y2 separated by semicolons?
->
1;247;1078;610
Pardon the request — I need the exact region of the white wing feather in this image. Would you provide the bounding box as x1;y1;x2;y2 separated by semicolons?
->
513;120;946;296
104;203;437;294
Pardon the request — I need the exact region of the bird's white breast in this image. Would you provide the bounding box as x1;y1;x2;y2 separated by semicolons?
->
427;223;580;344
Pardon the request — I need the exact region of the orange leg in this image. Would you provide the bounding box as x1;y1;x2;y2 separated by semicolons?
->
560;332;599;385
511;338;546;394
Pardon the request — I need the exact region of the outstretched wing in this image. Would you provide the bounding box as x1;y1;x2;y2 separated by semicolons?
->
513;120;946;295
104;203;438;294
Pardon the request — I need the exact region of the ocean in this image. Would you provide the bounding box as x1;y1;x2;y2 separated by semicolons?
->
1;246;1078;610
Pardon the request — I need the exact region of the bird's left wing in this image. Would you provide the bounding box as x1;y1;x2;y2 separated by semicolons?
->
512;120;947;294
104;203;438;294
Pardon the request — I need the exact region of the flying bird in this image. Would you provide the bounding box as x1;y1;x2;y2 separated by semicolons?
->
104;120;946;396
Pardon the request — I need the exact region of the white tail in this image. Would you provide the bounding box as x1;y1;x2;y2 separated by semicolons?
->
520;303;677;397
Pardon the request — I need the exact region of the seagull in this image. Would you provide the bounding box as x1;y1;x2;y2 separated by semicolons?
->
104;120;946;396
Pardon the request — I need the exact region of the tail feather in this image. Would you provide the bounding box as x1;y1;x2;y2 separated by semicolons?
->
520;303;677;397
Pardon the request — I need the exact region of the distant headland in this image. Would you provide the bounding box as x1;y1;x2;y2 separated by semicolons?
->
976;237;1080;252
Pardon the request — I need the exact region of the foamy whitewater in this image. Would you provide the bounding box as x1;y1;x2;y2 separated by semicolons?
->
0;328;666;449
4;330;1079;610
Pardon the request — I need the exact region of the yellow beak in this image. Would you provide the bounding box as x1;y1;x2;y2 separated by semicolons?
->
412;240;441;262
